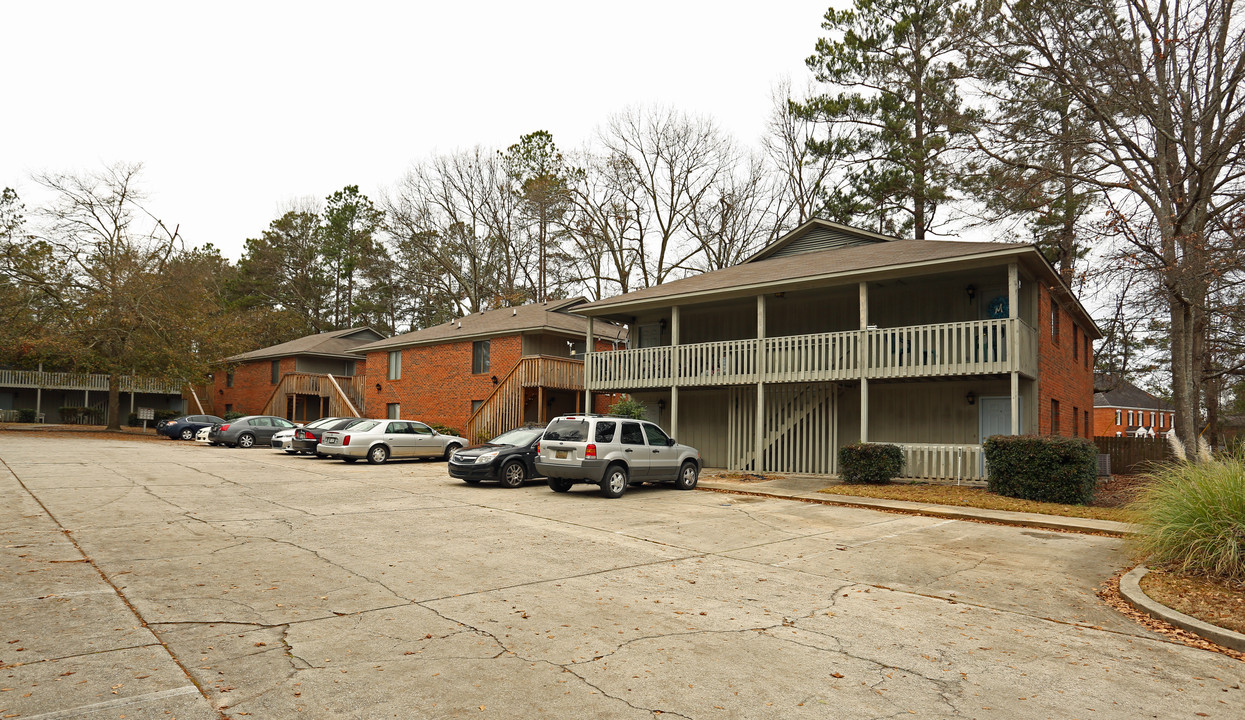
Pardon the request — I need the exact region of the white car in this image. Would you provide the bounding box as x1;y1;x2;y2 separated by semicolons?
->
270;427;298;453
195;426;211;443
318;419;468;464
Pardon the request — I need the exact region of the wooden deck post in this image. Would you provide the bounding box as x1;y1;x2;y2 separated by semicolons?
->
671;306;680;438
585;316;594;413
859;282;869;443
755;295;766;471
1009;263;1020;434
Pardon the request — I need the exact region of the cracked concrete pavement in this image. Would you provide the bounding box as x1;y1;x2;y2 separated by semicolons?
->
1;433;1241;719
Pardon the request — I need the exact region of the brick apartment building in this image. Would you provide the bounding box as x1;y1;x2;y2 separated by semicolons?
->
1093;374;1174;437
207;327;384;420
353;299;625;441
1038;284;1095;439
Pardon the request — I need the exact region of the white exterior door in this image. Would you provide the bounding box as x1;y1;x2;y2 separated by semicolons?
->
979;396;1020;474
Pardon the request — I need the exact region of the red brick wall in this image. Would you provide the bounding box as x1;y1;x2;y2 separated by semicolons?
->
365;335;617;432
210;357;296;416
1093;406;1174;437
1037;285;1094;437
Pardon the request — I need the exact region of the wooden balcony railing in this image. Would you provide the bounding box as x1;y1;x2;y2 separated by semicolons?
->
465;356;585;442
260;373;367;419
0;369;184;395
585;318;1037;390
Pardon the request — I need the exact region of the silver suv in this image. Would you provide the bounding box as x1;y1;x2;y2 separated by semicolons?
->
534;414;701;498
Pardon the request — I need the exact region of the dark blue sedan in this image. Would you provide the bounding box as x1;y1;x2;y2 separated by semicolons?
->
157;414;224;440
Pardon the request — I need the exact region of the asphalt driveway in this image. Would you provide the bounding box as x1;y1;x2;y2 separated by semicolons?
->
1;433;1240;719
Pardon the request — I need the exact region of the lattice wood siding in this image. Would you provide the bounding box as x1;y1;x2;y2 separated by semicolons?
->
895;443;984;481
726;383;836;474
465;356;584;441
766;228;881;259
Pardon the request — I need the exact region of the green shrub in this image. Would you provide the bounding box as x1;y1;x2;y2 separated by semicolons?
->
17;408;37;423
154;409;180;422
223;411;245;421
607;396;647;419
838;443;905;484
430;423;462;437
58;407;83;424
984;435;1097;505
1130;458;1245;582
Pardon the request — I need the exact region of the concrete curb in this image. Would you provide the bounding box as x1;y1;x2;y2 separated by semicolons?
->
697;481;1135;536
1118;566;1245;653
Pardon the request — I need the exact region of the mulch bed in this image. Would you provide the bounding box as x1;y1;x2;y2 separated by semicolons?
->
0;424;170;443
1098;572;1245;662
1140;569;1245;636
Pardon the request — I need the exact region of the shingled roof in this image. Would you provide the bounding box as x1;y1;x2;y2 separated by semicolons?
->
1093;374;1173;410
354;298;623;352
226;327;386;362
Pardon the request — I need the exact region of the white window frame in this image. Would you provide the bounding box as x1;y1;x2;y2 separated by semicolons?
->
388;350;402;381
1128;410;1134;426
1115;410;1121;426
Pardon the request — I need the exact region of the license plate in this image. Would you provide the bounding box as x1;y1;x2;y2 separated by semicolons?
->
325;438;337;445
555;450;568;459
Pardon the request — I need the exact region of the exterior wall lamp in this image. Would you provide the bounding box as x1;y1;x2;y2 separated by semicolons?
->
965;285;976;303
375;383;382;392
966;391;976;405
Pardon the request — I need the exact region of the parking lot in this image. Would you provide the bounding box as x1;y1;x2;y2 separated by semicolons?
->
1;433;1241;719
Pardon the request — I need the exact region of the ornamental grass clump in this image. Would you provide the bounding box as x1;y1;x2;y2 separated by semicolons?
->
1130;457;1245;583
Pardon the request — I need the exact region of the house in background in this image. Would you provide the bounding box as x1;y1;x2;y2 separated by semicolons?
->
1093;374;1174;437
354;298;625;441
207;327;384;421
0;365;185;423
573;218;1100;480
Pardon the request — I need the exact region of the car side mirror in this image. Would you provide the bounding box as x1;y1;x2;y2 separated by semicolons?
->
667;438;676;446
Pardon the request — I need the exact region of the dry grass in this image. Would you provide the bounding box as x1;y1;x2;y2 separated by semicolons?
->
0;424;169;443
1141;569;1245;635
819;482;1134;523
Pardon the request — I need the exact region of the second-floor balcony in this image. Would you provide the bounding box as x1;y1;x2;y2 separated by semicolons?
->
0;369;185;395
585;317;1039;390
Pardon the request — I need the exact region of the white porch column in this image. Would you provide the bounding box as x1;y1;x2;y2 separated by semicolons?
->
1008;263;1020;434
584;316;594;412
755;295;766;471
670;306;680;438
859;282;869;443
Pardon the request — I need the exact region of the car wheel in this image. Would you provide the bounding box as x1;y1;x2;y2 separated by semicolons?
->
674;461;699;490
600;465;628;499
237;433;255;449
209;441;219;447
443;443;462;461
549;478;573;493
500;460;527;488
180;428;194;440
368;445;389;465
343;457;359;463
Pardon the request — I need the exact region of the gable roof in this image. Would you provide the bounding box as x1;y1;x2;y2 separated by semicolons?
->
574;232;1101;338
354;297;623;352
226;327;386;363
1093;374;1173;410
745;217;897;263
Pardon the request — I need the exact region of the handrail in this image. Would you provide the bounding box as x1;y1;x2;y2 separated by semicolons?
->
465;355;586;441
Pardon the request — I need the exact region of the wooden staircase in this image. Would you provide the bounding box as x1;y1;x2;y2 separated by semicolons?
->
260;373;366;419
727;383;836;474
465;356;585;442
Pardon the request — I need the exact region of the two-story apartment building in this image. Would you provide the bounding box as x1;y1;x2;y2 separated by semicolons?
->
573;219;1100;480
1093;374;1174;437
354;298;624;441
208;327;384;421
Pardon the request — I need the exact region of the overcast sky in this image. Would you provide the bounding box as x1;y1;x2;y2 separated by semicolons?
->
2;1;836;259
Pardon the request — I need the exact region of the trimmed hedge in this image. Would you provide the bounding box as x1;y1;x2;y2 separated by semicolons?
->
984;435;1097;505
838;443;905;484
17;408;37;423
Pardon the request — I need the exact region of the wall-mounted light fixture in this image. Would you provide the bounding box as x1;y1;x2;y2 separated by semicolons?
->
657;399;667;410
375;383;382;392
965;285;976;303
491;375;499;385
966;391;976;405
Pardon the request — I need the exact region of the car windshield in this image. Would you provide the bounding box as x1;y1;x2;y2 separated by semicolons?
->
542;419;589;442
488;428;543;446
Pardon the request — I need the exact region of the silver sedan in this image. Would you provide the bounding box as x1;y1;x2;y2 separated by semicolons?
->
317;419;468;464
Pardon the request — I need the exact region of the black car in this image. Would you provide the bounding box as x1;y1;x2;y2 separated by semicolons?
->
448;427;544;487
157;414;224;440
292;417;367;455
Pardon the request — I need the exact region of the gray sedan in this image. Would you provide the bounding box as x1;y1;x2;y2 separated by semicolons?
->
318;419;468;464
208;416;299;448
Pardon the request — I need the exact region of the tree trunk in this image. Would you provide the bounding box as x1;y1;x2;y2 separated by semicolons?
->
1169;295;1199;454
107;374;122;431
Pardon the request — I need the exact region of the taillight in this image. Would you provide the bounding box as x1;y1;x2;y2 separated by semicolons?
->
342;435;351;446
535;441;540;453
586;443;597;458
219;424;230;432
